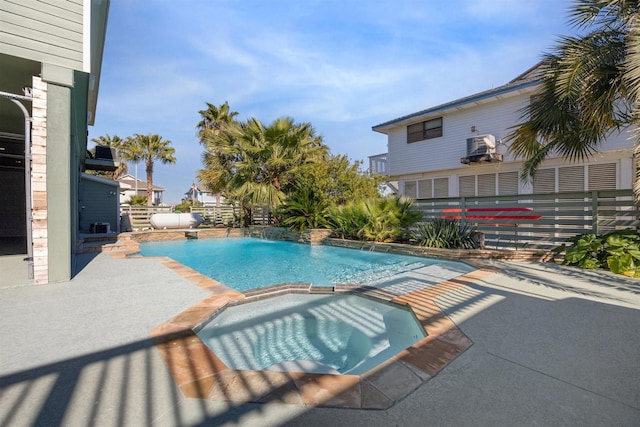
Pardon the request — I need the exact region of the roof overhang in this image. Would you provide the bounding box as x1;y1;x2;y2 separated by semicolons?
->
81;172;119;187
85;0;111;125
84;158;120;172
372;79;540;135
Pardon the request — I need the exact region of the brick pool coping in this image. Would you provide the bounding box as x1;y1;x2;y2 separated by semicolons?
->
146;253;495;409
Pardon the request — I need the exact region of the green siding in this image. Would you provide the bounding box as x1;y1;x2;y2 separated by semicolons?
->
46;83;72;282
79;177;119;233
0;0;84;70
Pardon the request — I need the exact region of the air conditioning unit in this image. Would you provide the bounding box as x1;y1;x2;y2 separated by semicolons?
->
466;134;496;156
460;134;502;164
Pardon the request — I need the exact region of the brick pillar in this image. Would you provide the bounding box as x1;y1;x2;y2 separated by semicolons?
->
31;77;48;284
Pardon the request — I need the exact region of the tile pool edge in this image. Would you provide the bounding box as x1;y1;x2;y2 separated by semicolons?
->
149;261;496;409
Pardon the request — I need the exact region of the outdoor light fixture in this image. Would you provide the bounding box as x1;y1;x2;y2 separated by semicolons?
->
496;139;508;156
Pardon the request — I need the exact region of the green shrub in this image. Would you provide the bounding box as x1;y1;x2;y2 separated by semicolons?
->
327;196;422;242
409;218;478;249
327;202;370;240
277;187;329;232
173;201;201;213
555;229;640;277
128;195;148;206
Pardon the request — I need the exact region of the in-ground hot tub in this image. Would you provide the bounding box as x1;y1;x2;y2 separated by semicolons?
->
195;293;426;375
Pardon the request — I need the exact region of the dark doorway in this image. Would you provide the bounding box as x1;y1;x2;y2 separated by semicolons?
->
0;134;27;255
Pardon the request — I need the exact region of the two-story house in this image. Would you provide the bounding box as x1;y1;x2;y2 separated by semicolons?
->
0;0;111;284
370;63;633;200
118;174;166;206
183;182;224;206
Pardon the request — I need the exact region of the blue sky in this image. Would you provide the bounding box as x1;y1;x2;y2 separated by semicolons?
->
90;0;577;203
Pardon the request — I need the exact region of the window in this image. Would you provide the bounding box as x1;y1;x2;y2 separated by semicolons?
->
408;177;449;199
407;117;443;143
588;163;616;190
418;179;432;199
434;178;449;197
498;172;519;195
558;166;584;192
404;181;417;198
477;173;496;196
459;172;519;197
459;175;475;197
532;164;618;194
533;168;556;193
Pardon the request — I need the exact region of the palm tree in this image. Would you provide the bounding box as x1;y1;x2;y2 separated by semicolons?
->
229;117;327;208
199;116;328;225
90;134;128;179
196;101;239;144
128;134;176;206
507;0;640;199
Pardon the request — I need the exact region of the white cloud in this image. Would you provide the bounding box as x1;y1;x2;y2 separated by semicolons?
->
93;0;575;202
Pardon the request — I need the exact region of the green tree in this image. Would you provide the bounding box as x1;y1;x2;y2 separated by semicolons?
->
199;116;328;224
89;134;128;179
507;0;640;199
128;134;176;206
286;154;383;207
277;154;383;231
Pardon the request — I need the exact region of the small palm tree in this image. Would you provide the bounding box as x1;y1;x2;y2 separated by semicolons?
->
127;134;176;206
128;195;148;206
278;186;329;232
231;117;327;205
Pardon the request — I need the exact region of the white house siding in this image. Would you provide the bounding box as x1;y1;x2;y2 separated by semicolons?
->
399;148;633;199
385;80;635;199
387;94;532;177
0;0;84;70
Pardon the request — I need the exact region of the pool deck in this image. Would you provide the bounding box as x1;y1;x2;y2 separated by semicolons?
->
1;250;639;426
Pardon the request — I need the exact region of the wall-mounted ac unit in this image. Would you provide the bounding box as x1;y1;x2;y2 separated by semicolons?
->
466;134;496;156
461;134;502;164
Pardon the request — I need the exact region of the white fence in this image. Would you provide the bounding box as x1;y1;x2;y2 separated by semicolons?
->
120;205;273;230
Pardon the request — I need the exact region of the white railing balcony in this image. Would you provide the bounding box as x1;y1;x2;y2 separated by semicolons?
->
368;153;388;175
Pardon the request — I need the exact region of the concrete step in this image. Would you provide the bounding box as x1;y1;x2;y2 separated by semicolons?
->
78;235;139;254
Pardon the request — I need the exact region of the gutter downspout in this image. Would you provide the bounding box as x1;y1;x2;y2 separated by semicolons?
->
0;90;34;280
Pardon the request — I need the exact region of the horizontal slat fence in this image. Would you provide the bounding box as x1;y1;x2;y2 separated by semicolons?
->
119;205;273;230
189;206;237;227
414;189;640;250
120;206;172;231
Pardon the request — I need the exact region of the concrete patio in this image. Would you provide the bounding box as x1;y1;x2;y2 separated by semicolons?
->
1;251;639;426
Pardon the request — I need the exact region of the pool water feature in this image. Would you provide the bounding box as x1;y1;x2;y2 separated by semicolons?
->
195;293;426;375
139;237;474;291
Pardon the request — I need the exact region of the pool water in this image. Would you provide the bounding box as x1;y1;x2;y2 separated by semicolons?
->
139;237;469;291
196;293;427;375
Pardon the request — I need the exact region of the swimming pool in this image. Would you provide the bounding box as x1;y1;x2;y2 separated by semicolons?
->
139;237;473;291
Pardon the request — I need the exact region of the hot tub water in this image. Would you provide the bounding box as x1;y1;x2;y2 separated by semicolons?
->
196;293;426;375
